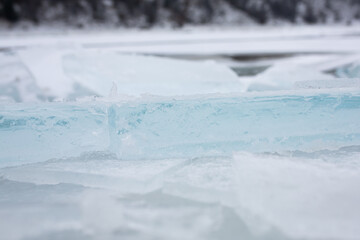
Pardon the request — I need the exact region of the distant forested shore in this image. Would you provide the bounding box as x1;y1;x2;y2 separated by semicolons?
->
1;0;359;28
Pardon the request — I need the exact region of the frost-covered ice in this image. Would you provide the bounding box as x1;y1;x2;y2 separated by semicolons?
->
1;26;360;240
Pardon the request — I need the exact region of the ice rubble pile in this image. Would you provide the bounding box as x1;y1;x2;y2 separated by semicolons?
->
1;49;360;165
1;49;360;240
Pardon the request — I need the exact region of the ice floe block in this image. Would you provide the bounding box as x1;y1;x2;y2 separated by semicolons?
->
1;92;360;166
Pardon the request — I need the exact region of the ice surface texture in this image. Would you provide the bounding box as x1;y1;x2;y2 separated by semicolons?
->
1;149;360;240
1;92;360;166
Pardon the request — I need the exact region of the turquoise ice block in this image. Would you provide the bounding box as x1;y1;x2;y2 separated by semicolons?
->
1;92;360;166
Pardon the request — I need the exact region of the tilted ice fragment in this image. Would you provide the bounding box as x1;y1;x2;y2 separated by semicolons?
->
0;52;45;102
17;48;75;99
62;52;245;97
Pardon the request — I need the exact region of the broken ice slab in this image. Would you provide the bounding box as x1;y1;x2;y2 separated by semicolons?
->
1;91;360;166
62;52;245;97
0;176;283;240
0;51;46;102
14;49;246;100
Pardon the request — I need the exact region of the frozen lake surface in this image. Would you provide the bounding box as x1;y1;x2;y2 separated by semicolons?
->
1;26;360;240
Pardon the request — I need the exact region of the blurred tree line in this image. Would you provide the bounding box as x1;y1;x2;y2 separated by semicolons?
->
0;0;359;28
